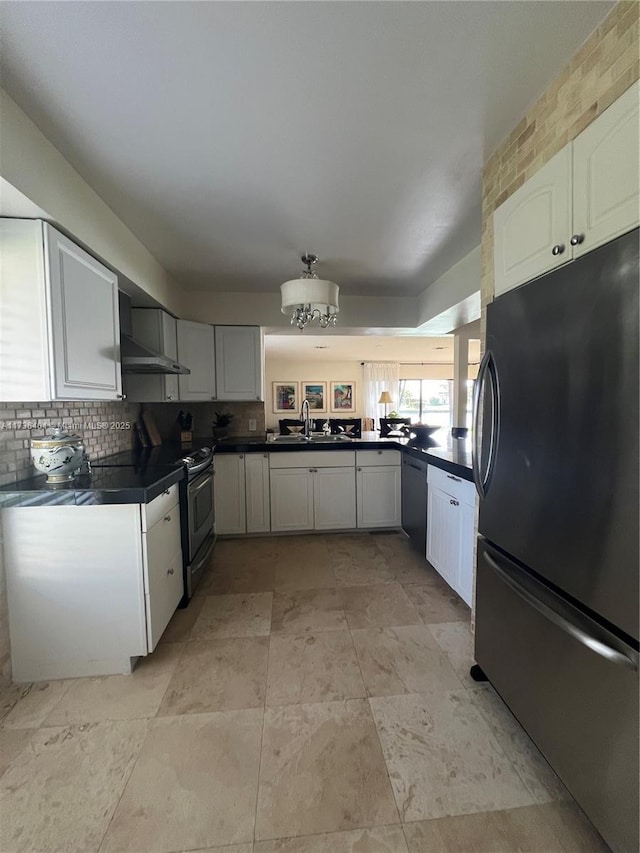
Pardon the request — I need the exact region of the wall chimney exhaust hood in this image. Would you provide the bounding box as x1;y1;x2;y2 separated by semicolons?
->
119;292;190;375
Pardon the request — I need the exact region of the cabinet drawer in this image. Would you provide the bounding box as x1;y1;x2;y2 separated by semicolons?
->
269;450;355;468
142;485;179;531
427;465;475;506
356;450;401;467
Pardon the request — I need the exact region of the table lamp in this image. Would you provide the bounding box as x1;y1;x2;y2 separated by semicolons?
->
378;391;393;417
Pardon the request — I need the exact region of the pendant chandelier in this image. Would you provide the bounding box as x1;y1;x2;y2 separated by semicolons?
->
280;253;339;330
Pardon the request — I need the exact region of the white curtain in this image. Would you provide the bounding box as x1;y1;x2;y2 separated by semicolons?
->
363;362;400;426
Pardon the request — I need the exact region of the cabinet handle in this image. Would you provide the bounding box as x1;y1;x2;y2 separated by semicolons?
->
167;395;174;400
357;467;362;472
551;244;565;256
450;499;459;506
377;450;382;454
263;454;268;458
164;514;172;522
256;396;260;400
570;233;585;246
163;489;171;495
167;567;175;575
117;393;127;399
239;455;244;459
447;474;461;482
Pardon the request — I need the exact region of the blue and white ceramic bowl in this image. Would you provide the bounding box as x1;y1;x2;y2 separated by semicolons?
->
30;428;85;483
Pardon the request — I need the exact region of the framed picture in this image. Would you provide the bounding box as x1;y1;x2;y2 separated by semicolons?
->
330;381;356;413
272;382;299;413
301;381;327;412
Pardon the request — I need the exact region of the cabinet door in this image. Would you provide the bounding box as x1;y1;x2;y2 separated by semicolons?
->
572;81;640;258
356;465;401;529
426;485;461;591
143;507;183;651
270;468;314;532
45;224;122;400
126;309;179;402
493;147;572;296
245;453;270;533
214;454;246;535
215;326;264;401
314;467;356;530
177;319;216;401
457;501;476;607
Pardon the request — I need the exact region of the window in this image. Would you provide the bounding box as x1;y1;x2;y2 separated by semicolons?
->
398;378;475;433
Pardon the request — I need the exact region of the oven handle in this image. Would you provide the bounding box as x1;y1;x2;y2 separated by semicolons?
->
188;458;213;478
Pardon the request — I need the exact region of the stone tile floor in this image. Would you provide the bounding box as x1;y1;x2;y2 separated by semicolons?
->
0;532;611;852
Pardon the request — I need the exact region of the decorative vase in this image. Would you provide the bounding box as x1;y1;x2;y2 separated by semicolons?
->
212;427;229;441
30;428;85;483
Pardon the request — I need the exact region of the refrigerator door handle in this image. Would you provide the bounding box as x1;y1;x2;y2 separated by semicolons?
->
472;350;499;498
484;550;638;671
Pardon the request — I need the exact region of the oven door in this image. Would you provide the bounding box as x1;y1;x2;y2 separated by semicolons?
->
188;467;214;562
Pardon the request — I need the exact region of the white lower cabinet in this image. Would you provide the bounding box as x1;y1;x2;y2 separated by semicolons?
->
426;465;476;607
214;453;247;535
245;453;271;533
313;467;357;530
142;501;183;651
214;453;271;535
269;451;356;532
356;450;401;529
270;468;315;532
2;484;183;681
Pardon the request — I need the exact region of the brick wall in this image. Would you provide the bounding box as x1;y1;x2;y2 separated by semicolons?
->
481;0;639;313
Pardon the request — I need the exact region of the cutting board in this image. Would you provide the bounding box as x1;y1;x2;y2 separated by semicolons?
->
141;410;162;446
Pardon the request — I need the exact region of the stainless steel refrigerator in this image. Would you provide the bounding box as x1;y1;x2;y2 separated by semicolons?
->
473;228;639;853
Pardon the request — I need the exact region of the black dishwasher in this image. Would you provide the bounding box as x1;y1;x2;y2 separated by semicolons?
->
401;454;428;554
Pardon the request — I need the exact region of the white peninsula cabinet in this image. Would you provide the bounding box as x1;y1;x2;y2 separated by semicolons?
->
494;80;639;297
270;451;356;532
3;484;183;681
426;465;476;607
214;452;270;535
356;449;401;529
0;219;122;402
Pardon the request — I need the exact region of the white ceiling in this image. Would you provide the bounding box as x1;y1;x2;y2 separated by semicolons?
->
265;333;481;364
0;1;612;297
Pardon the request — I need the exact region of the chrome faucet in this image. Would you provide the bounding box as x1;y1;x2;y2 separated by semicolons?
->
300;398;312;439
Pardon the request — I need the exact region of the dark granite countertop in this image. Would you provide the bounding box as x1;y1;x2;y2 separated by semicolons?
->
0;463;185;508
0;430;472;508
213;431;473;482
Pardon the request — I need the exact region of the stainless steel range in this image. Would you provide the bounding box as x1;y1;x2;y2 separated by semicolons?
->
181;446;215;600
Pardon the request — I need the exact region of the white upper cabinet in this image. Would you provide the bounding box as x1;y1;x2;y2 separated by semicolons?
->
0;219;122;401
572;81;640;258
494;148;572;297
494;81;639;297
176;319;216;401
125;309;180;402
214;326;264;401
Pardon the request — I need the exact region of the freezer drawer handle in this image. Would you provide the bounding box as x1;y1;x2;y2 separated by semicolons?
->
484;551;637;671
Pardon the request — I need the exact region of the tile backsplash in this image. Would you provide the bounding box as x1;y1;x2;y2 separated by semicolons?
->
0;399;266;486
0;400;138;487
